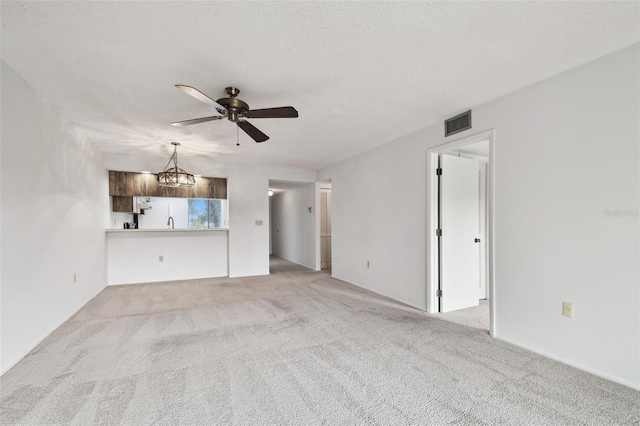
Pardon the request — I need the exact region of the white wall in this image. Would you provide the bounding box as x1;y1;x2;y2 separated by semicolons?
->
318;45;640;388
102;155;316;278
271;184;318;270
107;231;228;284
318;126;431;310
1;61;109;374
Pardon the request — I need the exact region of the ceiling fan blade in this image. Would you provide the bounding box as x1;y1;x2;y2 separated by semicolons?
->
237;120;269;143
175;84;227;112
245;106;298;119
170;115;226;127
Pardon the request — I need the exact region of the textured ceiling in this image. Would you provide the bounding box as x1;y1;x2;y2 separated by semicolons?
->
2;1;638;170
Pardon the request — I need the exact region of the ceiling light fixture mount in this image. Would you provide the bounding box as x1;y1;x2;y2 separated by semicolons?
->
157;142;195;187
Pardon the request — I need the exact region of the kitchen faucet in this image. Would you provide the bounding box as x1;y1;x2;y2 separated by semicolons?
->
167;216;174;229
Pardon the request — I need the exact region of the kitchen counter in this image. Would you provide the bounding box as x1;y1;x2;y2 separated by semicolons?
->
106;228;229;233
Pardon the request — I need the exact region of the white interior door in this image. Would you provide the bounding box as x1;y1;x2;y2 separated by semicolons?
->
440;154;481;312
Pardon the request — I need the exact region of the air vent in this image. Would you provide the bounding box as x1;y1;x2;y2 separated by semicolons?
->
445;110;471;137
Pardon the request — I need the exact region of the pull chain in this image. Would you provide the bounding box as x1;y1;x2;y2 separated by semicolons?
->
236;124;240;146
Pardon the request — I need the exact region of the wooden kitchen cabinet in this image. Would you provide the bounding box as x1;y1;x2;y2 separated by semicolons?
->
131;173;148;196
109;171;130;196
189;177;227;199
109;171;139;196
190;177;211;198
145;175;163;197
109;171;227;199
112;196;133;212
162;184;189;198
214;178;227;199
110;171;151;196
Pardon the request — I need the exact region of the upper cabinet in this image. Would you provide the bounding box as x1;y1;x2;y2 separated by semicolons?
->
132;173;151;196
109;171;130;196
112;196;134;212
109;171;227;199
190;177;227;199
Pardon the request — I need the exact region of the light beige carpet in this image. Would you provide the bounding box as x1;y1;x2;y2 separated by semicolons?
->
436;299;490;331
1;257;638;425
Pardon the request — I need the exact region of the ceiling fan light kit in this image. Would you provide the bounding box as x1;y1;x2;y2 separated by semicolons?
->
171;85;298;143
158;142;195;187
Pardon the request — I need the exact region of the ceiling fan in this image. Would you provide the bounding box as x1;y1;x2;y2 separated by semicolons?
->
171;85;298;143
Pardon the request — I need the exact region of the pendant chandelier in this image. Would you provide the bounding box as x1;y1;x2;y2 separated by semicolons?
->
158;142;195;187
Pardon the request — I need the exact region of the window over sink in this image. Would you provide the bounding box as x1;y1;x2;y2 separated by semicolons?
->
188;199;228;229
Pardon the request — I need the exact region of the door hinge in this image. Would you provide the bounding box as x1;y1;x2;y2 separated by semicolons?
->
436;228;442;237
436;168;442;176
436;289;443;297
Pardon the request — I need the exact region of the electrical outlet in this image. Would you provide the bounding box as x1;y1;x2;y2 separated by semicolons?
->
255;220;263;226
73;273;77;283
562;302;573;318
366;260;370;268
159;255;164;262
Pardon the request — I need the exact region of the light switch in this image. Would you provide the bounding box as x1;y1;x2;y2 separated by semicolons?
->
562;302;573;318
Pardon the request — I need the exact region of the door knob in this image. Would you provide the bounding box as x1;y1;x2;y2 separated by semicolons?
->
474;238;481;243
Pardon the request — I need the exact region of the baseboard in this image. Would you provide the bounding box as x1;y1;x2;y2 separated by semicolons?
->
228;272;269;278
331;274;427;311
495;335;640;391
108;273;229;286
1;284;107;376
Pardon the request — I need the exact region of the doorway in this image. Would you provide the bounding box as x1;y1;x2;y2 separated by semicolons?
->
268;179;319;273
427;130;495;335
320;184;332;271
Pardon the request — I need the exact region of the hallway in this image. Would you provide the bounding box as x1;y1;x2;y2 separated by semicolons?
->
269;255;318;274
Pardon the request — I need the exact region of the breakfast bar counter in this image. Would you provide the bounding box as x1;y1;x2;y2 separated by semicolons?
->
106;228;229;233
106;228;229;285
